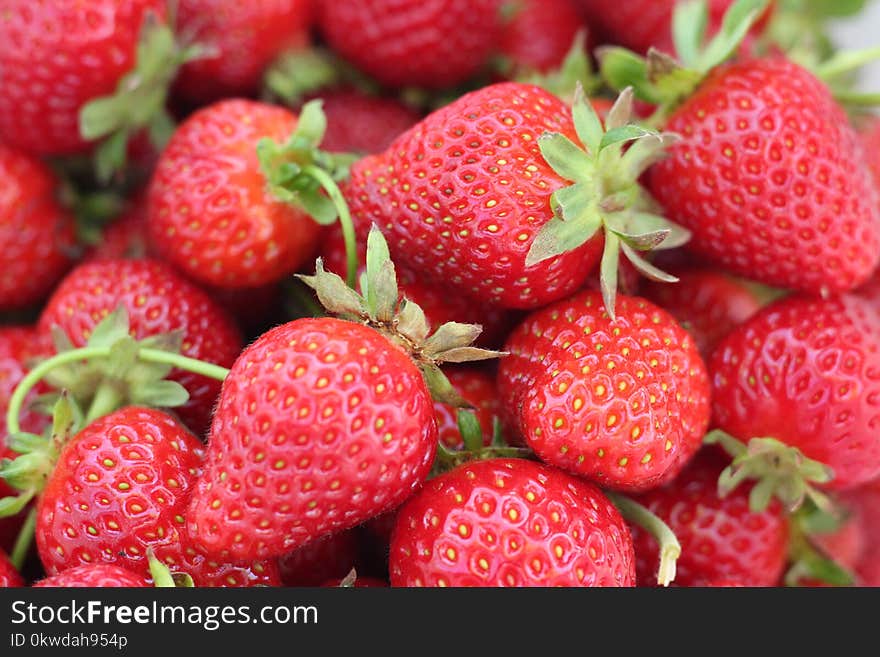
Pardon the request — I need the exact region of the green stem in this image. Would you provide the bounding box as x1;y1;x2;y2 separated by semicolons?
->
607;492;681;587
84;381;124;425
10;507;36;571
6;346;230;437
303;164;358;290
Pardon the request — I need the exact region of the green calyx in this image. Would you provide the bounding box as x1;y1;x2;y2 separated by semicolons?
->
148;549;194;588
598;0;770;119
784;501;856;587
257;99;359;287
79;11;206;182
527;84;689;318
606;492;681;587
704;430;834;513
264;47;369;107
298;225;505;407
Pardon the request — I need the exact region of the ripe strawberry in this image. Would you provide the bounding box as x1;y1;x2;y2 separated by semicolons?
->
38;259;242;435
0;143;76;310
0;549;23;587
642;269;761;359
317;0;504;89
711;294;880;492
88;201;152;262
433;368;501;450
346;82;682;311
186;317;438;560
36;407;279;587
307;89;421;155
278;530;361;587
860;116;880;191
498;290;711;491
649;56;880;295
389;458;636;586
841;478;880;586
500;0;587;75
147;99;323;289
629;449;789;587
174;0;313;103
321;224;513;348
0;0;166;155
33;564;148;588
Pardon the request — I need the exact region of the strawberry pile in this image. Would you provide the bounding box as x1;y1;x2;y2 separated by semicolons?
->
1;0;879;589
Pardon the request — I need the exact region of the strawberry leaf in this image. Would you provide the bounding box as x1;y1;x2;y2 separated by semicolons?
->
571;82;604;156
538;133;595;182
526;210;602;266
599;233;621;319
673;0;709;68
397;299;430;345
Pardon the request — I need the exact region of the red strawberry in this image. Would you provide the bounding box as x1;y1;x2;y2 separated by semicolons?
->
346;83;680;311
38;259;242;435
498;290;711;492
860;116;880;191
0;549;23;587
88;201;152;262
642;269;761;359
0;143;76;310
36;407;279;587
317;0;504;89
389;458;636;587
321;224;513;348
433;368;501;450
0;0;166;155
500;0;587;75
174;0;313;103
711;294;880;492
278;530;361;587
147;99;323;289
33;564;148;588
629;449;789;587
649;56;880;295
306;89;421;155
840;479;880;586
187;318;438;560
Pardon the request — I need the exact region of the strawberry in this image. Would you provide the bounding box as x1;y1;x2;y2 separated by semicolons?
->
710;294;880;496
146;99;327;289
0;549;23;587
321;224;513;348
647;56;880;295
38;259;242;435
389;458;636;587
345;82;685;312
434;368;502;450
173;0;314;103
498;289;711;492
34;406;279;587
500;0;587;75
87;201;152;262
642;269;761;359
0;143;76;310
786;502;866;587
317;0;504;89
860;116;880;191
629;449;789;587
842;479;880;586
278;530;361;587
33;564;148;588
187;227;501;560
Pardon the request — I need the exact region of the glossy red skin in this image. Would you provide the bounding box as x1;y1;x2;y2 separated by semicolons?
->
642;269;761;360
574;0;759;55
390;458;635;587
0;327;53;552
34;564;148;588
501;0;586;74
318;0;503;89
147;99;322;289
711;294;880;490
320;224;512;348
0;0;165;155
307;89;421;155
861;117;880;191
187;318;438;560
0;144;76;310
36;407;279;587
650;57;880;295
0;550;23;587
38;259;242;436
499;290;711;492
174;0;312;102
278;530;361;587
346;83;604;310
631;450;789;587
841;479;880;586
433;369;501;450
